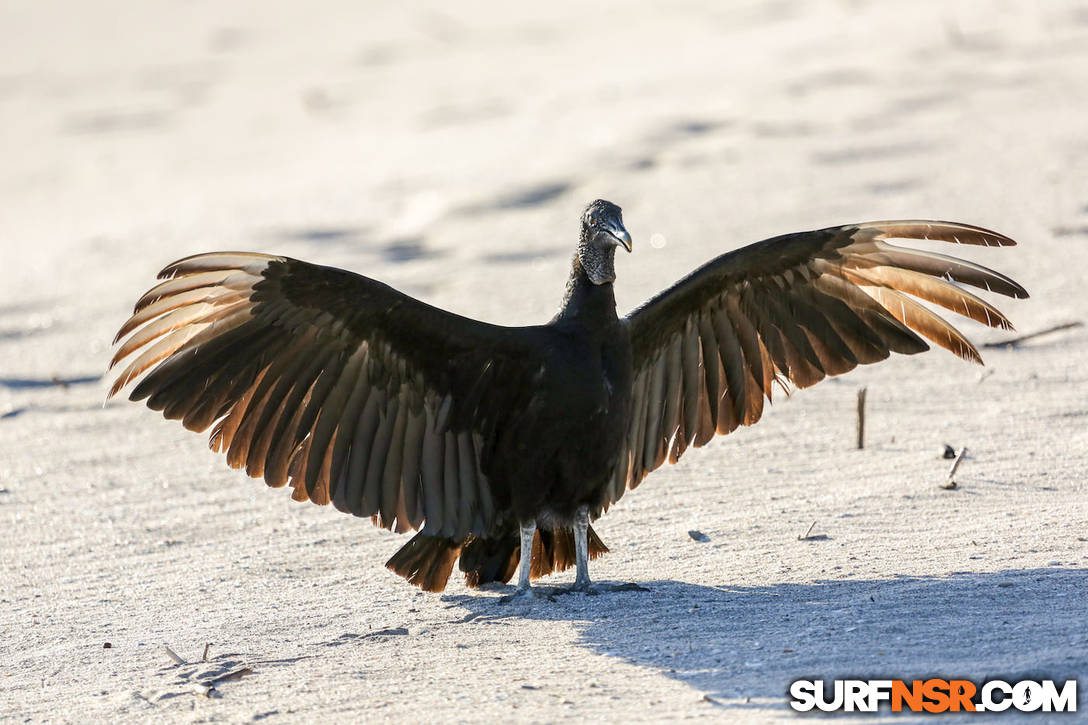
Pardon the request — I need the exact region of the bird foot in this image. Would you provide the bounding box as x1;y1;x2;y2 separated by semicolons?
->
498;587;556;604
559;581;649;596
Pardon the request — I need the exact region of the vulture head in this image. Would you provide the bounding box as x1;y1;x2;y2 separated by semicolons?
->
578;199;632;285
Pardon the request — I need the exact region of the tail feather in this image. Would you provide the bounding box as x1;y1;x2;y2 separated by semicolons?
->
385;533;464;592
461;525;610;588
387;525;611;592
538;525;609;577
531;528;575;578
459;535;520;588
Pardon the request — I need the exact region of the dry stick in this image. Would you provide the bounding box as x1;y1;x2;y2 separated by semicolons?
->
942;446;968;489
799;521;817;541
163;644;186;666
191;667;254;698
982;321;1083;348
191;668;253;699
202;643;210;662
856;387;867;450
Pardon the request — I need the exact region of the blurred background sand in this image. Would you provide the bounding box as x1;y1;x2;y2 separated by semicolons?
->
2;1;1086;721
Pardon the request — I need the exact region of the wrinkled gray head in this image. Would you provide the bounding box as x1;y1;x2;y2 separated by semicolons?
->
578;199;632;285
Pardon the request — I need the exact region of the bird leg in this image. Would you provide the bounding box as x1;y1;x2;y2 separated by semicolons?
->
561;506;649;595
572;506;592;591
499;521;551;603
516;520;535;591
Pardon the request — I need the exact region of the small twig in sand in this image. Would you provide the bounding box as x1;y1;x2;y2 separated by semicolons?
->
189;668;254;698
163;644;186;666
798;521;830;541
941;446;968;489
856;387;867;449
202;643;210;662
982;321;1083;348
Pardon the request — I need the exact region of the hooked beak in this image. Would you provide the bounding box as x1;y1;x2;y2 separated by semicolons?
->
606;224;633;253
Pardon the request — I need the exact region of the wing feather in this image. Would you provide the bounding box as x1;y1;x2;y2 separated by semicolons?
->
419;408;446;532
307;352;364;503
660;336;683;465
365;395;399;518
641;351;667;472
109;253;537;539
709;307;746;433
399;411;427;529
617;220;1025;508
695;314;722;442
678;321;702;460
442;430;460;538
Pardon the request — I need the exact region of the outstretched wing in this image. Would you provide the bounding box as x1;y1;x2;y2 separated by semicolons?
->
611;220;1027;500
109;253;538;538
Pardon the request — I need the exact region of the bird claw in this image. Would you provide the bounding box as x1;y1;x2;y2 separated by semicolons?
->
558;581;649;596
609;582;650;593
498;587;555;604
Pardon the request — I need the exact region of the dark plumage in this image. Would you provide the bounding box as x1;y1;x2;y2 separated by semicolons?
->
108;201;1027;595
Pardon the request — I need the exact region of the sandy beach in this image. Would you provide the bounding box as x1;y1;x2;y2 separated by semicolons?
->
2;1;1086;721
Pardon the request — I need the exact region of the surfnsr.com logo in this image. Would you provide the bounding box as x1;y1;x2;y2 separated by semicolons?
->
789;679;1077;713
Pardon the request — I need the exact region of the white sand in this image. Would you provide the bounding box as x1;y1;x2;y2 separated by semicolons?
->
2;1;1086;722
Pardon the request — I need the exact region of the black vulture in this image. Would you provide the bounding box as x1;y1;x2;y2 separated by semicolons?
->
108;200;1027;597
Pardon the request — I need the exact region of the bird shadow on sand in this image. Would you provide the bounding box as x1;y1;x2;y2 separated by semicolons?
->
446;567;1087;713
